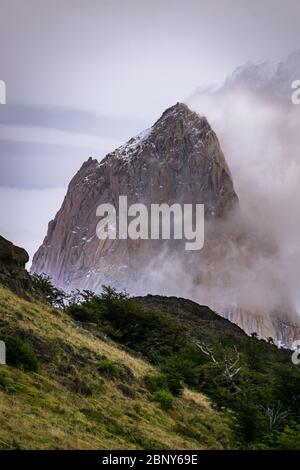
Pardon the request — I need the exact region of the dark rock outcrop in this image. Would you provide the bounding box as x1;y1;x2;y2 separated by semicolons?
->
0;235;31;294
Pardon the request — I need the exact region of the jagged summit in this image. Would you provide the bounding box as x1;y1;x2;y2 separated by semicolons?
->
156;102;201;120
153;102;209;138
102;102;209;164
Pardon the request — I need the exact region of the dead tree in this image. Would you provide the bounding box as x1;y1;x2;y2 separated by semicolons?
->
193;339;217;364
263;403;288;432
223;346;241;391
193;339;241;392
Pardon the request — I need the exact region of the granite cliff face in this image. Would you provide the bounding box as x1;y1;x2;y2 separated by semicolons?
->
31;103;238;291
222;308;300;348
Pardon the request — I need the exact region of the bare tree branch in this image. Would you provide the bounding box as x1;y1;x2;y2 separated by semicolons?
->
193;340;218;364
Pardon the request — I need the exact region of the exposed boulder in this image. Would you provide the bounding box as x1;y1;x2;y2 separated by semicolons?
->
0;235;31;294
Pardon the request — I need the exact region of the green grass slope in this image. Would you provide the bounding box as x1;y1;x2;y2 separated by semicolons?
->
1;277;300;450
0;285;232;450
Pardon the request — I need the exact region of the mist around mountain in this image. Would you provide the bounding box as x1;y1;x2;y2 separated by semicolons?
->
184;51;300;343
224;50;300;100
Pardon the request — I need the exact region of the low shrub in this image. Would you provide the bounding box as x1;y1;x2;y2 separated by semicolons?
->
31;273;66;308
153;389;173;411
97;358;133;382
164;371;184;396
144;373;168;394
0;334;39;372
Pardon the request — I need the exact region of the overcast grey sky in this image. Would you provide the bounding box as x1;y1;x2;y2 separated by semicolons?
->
1;0;299;117
0;0;299;258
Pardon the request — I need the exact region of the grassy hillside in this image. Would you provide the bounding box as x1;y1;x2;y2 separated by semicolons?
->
1;275;300;450
0;285;232;450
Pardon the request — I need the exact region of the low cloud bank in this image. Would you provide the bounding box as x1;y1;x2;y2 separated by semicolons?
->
133;72;300;323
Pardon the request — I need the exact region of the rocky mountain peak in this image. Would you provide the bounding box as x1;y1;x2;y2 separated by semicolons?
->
102;102;218;168
31;103;238;293
155;101;203;124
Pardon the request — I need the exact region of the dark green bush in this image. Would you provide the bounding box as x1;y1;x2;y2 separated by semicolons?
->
275;423;300;450
144;373;169;394
153;389;173;411
144;373;175;410
97;358;133;382
0;334;39;372
31;273;66;308
67;286;186;362
164;370;184;397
